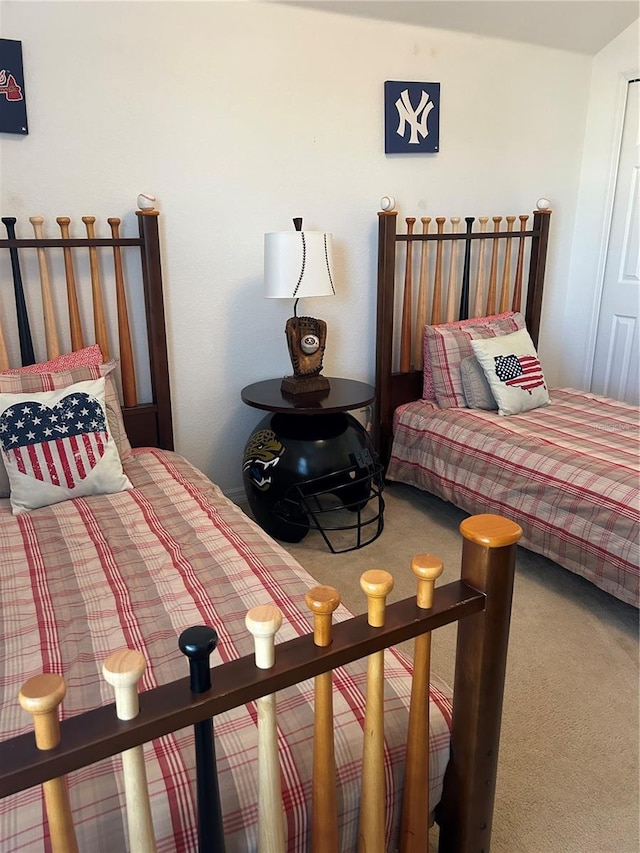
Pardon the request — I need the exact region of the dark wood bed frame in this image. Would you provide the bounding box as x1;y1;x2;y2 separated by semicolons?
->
0;205;525;851
374;205;552;467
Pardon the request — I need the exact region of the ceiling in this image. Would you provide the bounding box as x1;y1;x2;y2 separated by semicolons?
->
282;1;639;55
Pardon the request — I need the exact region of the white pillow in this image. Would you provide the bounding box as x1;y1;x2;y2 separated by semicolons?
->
0;377;131;514
470;328;550;416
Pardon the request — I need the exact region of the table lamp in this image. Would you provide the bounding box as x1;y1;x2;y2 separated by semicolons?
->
264;217;336;395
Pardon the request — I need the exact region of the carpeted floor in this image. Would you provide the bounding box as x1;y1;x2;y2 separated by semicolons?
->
271;481;639;853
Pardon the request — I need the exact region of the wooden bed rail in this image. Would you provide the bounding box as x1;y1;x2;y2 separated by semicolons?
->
0;514;521;853
0;208;173;451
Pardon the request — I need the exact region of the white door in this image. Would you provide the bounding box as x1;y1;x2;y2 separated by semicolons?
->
591;79;640;405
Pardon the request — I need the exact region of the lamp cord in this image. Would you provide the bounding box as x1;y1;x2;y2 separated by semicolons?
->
293;298;299;318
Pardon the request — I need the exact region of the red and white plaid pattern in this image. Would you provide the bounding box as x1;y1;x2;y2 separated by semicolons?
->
422;311;524;403
0;449;453;852
388;388;639;607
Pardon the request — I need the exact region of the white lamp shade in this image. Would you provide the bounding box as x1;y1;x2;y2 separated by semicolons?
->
264;231;336;299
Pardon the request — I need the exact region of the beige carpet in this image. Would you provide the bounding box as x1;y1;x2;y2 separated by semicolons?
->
273;482;639;853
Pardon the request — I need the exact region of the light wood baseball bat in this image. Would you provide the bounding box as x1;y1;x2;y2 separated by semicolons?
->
29;216;61;359
399;555;444;853
56;217;85;352
358;569;394;853
102;650;157;853
305;585;341;853
19;674;79;853
108;218;137;407
400;217;416;373
485;216;502;316
2;217;35;365
445;217;461;322
431;217;446;325
499;216;516;312
512;215;529;312
414;217;430;367
82;216;110;359
472;216;489;318
245;605;285;853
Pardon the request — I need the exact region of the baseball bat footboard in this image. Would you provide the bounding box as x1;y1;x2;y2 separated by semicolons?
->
2;514;520;853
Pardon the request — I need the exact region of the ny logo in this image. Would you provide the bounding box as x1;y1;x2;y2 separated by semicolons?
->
395;89;434;144
384;81;440;154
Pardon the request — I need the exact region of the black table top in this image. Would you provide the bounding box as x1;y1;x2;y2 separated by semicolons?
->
241;378;375;414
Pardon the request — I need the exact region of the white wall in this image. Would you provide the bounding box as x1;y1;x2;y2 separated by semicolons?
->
0;1;592;495
563;20;640;389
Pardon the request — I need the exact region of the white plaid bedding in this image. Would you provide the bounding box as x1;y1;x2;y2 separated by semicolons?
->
0;448;453;852
387;388;639;607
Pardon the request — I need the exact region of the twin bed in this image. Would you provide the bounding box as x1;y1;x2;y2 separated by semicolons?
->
374;202;639;609
0;202;521;852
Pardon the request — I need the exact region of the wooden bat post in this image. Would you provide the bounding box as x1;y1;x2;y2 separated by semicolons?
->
305;585;341;852
414;217;430;368
2;217;35;364
56;217;85;351
18;674;79;853
179;626;226;853
245;605;286;853
358;569;395;853
399;555;444;853
82;216;110;359
29;216;61;359
102;649;157;853
108;217;138;407
400;217;416;372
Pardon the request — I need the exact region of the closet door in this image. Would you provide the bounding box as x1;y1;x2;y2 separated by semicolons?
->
591;79;639;405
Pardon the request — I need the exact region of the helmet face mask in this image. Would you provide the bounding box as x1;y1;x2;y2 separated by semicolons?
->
243;412;384;553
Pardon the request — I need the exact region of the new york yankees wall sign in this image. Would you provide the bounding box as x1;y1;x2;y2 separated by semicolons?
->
384;80;439;154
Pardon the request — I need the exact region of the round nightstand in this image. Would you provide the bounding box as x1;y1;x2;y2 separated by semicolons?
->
240;378;384;553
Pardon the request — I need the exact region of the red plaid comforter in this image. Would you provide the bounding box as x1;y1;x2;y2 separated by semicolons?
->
388;388;639;607
0;448;452;852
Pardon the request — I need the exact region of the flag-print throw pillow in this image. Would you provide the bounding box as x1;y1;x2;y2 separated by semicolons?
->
470;328;550;416
0;377;131;514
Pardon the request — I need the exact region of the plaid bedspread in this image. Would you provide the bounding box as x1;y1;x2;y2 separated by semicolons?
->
0;448;452;852
388;388;639;607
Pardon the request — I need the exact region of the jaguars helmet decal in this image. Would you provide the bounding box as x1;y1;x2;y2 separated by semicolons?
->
242;429;285;491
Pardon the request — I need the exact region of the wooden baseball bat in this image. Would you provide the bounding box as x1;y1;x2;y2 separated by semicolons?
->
18;674;79;853
29;216;61;359
245;605;285;853
82;216;110;359
458;217;475;321
499;216;516;312
102;650;157;853
178;626;226;853
414;217;430;367
108;218;137;407
400;217;416;373
485;216;502;316
512;215;529;312
445;217;461;322
305;585;341;853
472;216;489;318
358;569;394;853
431;217;446;325
2;217;35;365
56;217;85;351
399;555;444;853
0;303;9;369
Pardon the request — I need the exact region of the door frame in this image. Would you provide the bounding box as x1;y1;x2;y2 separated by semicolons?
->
582;69;639;389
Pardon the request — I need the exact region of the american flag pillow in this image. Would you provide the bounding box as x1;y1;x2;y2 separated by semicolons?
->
0;377;132;514
470;327;550;416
